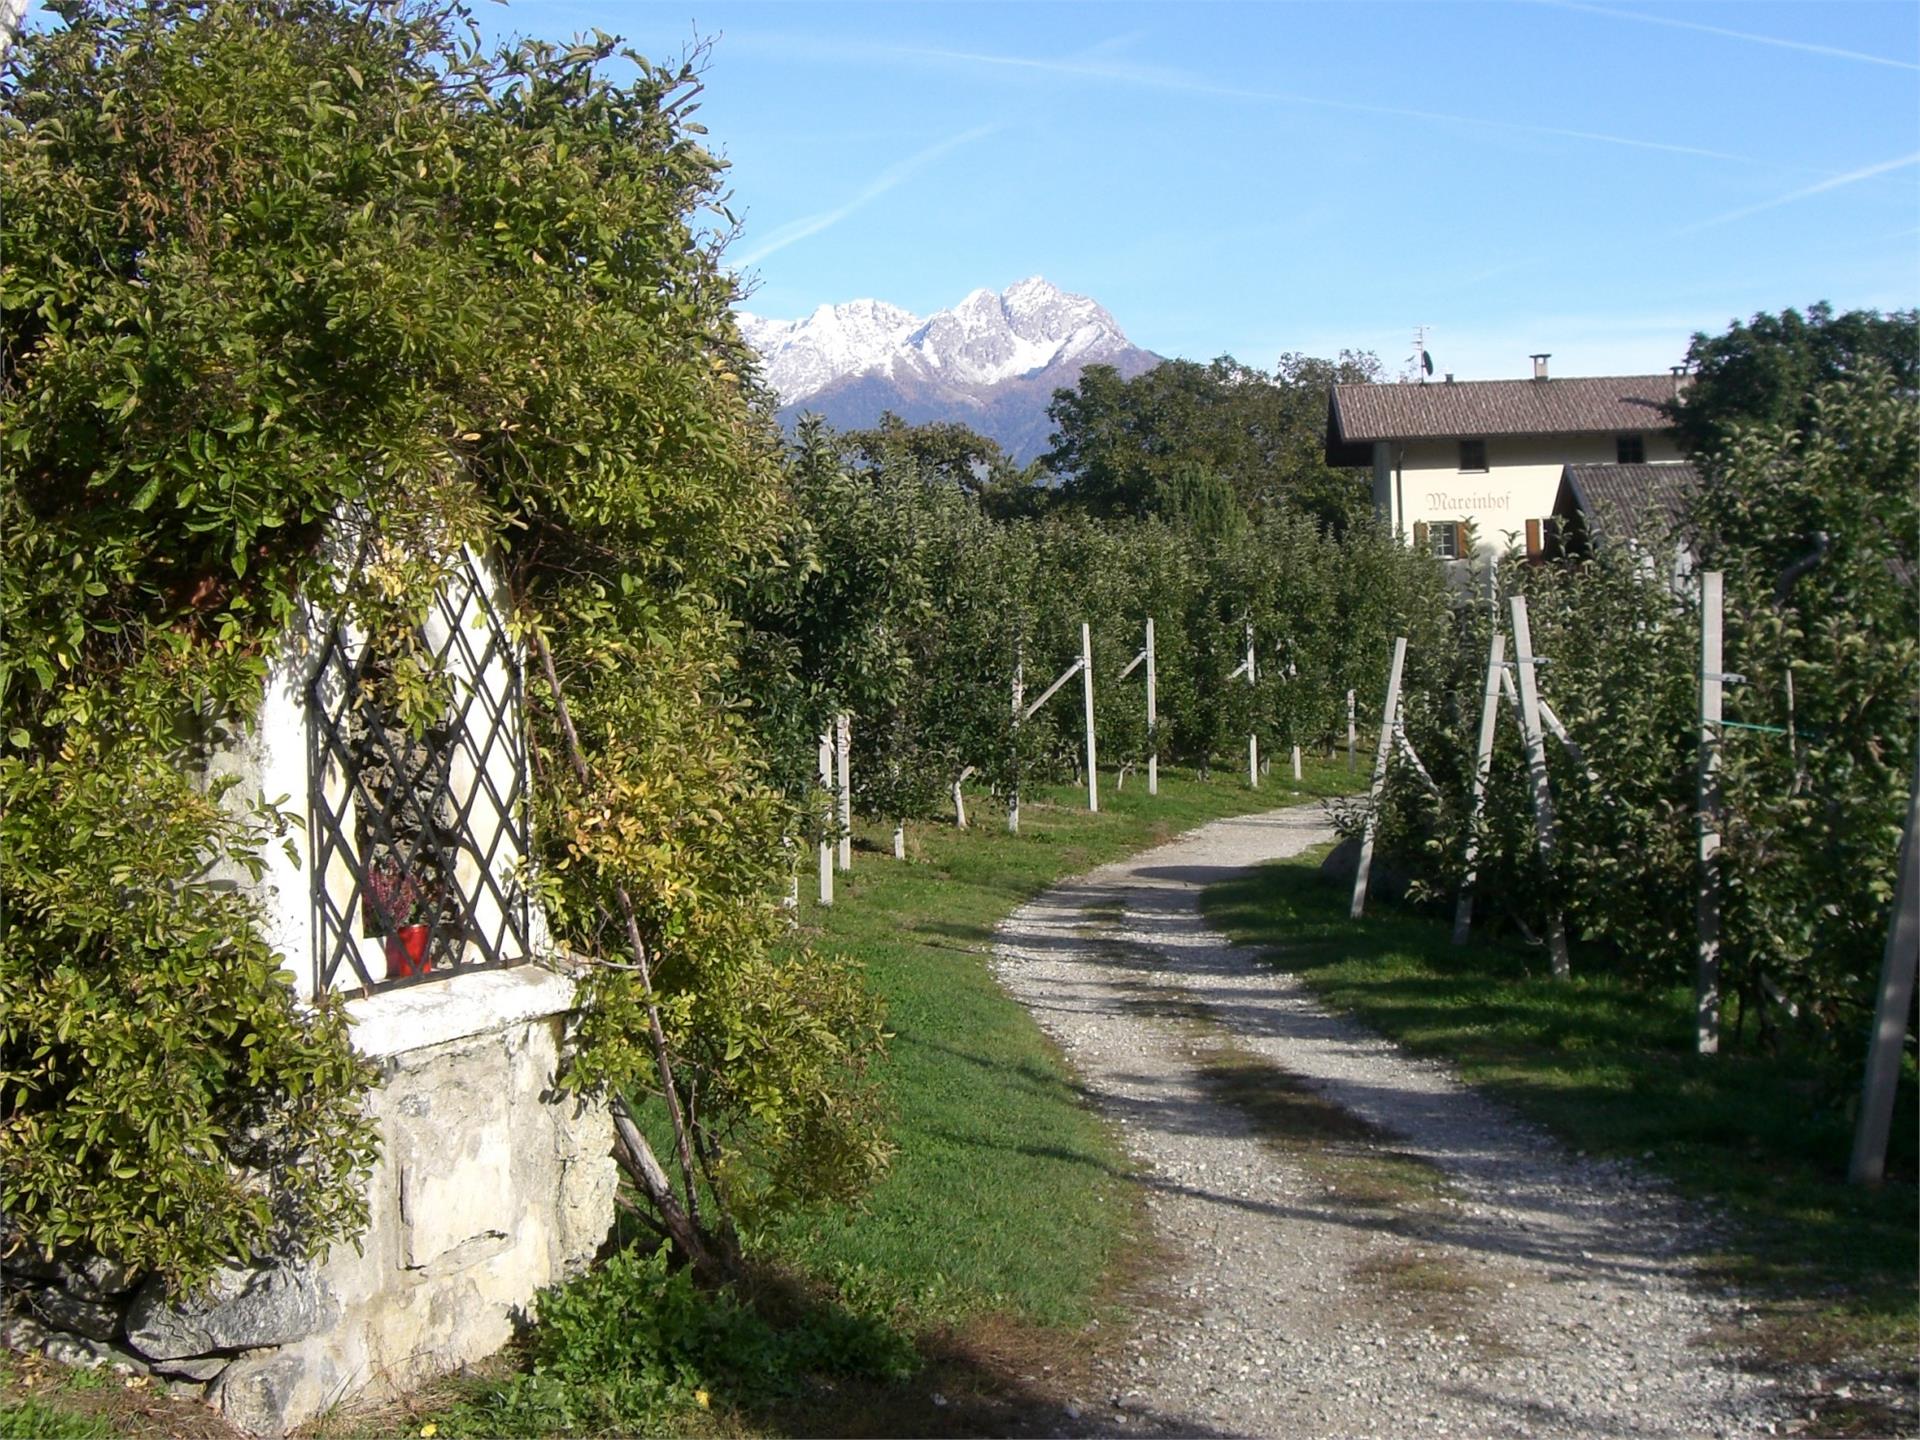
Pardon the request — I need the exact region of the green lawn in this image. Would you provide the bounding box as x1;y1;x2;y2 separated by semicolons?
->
1202;849;1920;1394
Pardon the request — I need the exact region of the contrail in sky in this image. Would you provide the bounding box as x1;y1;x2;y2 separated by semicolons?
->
879;41;1785;168
736;123;999;267
1680;151;1920;234
1537;1;1920;72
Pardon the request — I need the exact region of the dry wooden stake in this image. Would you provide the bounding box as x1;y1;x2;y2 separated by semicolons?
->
835;712;851;873
1452;629;1506;945
1081;620;1099;813
1696;571;1725;1053
1351;636;1407;920
1509;595;1571;978
1147;618;1159;795
817;731;834;908
1008;656;1023;834
1849;751;1919;1185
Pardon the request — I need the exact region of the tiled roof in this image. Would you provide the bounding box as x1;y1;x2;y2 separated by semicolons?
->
1556;462;1699;545
1329;375;1680;443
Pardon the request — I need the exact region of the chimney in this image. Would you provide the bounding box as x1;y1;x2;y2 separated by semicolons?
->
1444;373;1455;385
1530;353;1551;381
1670;363;1691;400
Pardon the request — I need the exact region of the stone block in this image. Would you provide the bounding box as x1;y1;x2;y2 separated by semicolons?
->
125;1263;334;1361
209;1348;320;1438
152;1354;231;1382
24;1287;120;1342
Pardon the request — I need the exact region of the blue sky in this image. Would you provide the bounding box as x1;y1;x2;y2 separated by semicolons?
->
496;1;1918;379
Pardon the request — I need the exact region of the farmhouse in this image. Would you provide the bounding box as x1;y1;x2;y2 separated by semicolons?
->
1325;356;1690;560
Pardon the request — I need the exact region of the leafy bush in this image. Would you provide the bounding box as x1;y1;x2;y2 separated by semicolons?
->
3;0;888;1281
1358;364;1917;1060
444;1245;916;1437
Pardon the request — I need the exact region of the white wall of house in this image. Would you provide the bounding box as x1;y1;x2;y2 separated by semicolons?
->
1373;430;1682;554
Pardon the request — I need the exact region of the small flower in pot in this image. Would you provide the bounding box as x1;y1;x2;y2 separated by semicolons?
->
366;858;435;978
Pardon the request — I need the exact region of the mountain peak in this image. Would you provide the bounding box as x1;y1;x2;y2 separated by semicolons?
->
742;278;1140;405
739;278;1159;463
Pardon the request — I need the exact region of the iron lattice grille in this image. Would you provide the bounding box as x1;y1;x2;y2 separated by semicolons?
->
307;550;533;995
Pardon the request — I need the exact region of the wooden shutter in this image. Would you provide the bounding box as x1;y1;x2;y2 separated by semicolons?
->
1413;521;1430;552
1453;522;1468;558
1525;518;1543;559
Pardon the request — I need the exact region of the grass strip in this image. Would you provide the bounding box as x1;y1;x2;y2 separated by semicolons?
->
764;761;1361;1329
1202;848;1919;1406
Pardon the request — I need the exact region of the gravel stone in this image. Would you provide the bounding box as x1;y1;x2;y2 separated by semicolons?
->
992;806;1789;1439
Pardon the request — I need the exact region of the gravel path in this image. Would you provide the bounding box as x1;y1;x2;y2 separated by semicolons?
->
991;805;1786;1440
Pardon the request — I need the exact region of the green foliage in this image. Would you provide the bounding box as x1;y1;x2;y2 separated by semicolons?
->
1;738;378;1282
1694;364;1918;1036
1671;302;1919;457
441;1244;916;1438
742;417;1444;834
3;0;886;1283
0;1396;117;1440
1041;351;1380;528
1358;363;1917;1060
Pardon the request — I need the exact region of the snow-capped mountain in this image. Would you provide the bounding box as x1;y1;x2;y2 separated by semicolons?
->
738;277;1159;463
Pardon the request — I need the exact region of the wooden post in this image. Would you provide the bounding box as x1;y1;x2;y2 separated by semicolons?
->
1146;618;1159;796
835;711;851;873
817;732;833;907
1452;630;1507;945
1347;688;1357;772
1696;571;1725;1053
1351;636;1407;919
1849;755;1919;1184
1509;595;1571;978
1082;621;1099;813
1246;624;1259;788
1009;657;1023;834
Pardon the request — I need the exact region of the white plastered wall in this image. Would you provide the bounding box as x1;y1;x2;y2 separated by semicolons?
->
1376;430;1683;554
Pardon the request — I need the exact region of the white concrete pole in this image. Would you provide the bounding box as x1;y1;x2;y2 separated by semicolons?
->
953;766;974;829
1146;618;1159;796
1850;753;1919;1184
835;711;852;872
1292;745;1303;781
1009;657;1023;834
1509;596;1571;978
1082;621;1099;813
893;821;906;860
1697;571;1725;1053
1347;688;1358;773
1452;630;1507;946
1351;637;1407;919
817;732;834;907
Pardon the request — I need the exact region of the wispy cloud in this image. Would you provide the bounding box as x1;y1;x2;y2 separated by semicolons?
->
1680;151;1920;234
734;123;999;267
1537;1;1920;72
810;36;1788;169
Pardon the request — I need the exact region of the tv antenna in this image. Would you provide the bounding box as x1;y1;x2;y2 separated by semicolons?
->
1402;325;1435;385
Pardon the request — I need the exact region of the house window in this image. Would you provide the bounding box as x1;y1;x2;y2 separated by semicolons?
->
1616;434;1646;464
307;549;533;994
1414;521;1466;560
1458;439;1488;472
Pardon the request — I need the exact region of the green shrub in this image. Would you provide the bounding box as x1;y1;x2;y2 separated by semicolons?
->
444;1246;916;1437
